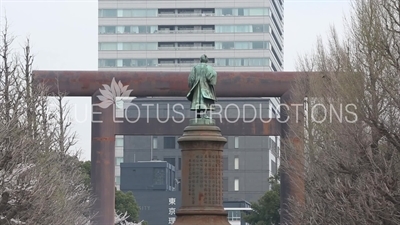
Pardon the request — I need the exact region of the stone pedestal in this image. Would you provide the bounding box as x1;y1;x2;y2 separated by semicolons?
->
174;118;230;225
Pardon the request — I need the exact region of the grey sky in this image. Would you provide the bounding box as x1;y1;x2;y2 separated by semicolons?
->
1;0;351;161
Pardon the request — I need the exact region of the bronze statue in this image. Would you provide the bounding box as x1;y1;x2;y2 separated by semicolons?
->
186;54;217;118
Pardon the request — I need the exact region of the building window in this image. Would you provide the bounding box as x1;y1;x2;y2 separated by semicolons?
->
115;176;120;185
164;137;176;149
168;169;174;189
100;57;271;68
267;137;272;149
153;168;165;185
234;137;239;148
164;157;176;167
177;178;181;191
99;9;157;18
115;136;123;147
152;136;158;149
115;157;124;166
99;9;117;17
234;179;239;191
178;158;182;170
245;8;269;16
227;210;241;221
271;160;277;175
99;25;157;34
271;62;277;71
223;156;229;170
252;41;267;49
222;42;234;49
99;42;117;50
99;59;116;67
234;156;239;170
122;59;132;67
215;8;269;16
272;108;277;117
223;177;228;191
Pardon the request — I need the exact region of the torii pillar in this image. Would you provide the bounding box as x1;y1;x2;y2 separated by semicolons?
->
33;71;308;225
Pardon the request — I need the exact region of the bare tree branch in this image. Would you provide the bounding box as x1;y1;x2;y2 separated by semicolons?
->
284;1;400;224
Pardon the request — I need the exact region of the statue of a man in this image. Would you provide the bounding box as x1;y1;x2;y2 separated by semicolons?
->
186;54;217;118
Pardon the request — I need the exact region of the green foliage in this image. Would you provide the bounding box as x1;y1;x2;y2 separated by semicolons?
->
79;160;140;222
243;174;280;225
80;160;91;188
115;190;140;222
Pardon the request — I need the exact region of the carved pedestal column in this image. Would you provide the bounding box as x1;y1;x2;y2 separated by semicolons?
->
174;119;230;225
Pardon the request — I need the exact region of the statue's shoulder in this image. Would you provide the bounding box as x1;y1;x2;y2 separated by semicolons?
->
192;64;202;70
206;64;216;73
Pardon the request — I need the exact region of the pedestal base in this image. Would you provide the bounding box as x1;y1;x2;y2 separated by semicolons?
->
174;214;230;225
174;120;229;225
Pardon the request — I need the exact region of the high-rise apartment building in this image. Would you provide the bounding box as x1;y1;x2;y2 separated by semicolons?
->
98;0;284;201
98;0;283;71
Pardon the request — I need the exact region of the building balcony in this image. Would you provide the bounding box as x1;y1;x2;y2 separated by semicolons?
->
99;49;272;58
156;62;215;67
157;46;215;50
99;33;268;42
98;16;272;26
98;66;273;72
158;13;215;17
156;29;215;34
99;63;274;68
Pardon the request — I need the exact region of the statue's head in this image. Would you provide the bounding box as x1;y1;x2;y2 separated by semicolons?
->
200;54;208;63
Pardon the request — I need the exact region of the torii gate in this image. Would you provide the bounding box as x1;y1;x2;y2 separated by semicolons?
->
33;71;306;225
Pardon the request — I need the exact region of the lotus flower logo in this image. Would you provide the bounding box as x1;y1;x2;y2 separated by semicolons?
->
97;78;134;109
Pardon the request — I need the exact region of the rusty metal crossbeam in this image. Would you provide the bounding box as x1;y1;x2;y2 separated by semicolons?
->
33;70;302;97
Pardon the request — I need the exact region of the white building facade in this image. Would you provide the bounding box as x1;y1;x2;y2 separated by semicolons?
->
98;0;283;72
